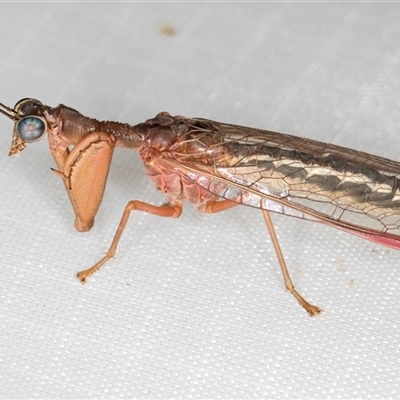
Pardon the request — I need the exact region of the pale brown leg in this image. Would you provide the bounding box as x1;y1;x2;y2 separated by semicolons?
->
77;201;182;282
201;200;321;316
203;199;238;213
262;210;322;317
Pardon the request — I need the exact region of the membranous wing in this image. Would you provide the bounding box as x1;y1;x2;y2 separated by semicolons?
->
168;117;400;244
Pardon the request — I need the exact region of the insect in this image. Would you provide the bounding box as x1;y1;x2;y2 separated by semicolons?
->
1;98;400;317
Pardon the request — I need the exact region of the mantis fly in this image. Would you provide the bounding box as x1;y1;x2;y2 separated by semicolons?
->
1;98;400;316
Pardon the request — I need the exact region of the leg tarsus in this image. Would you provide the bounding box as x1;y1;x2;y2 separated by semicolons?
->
77;254;112;283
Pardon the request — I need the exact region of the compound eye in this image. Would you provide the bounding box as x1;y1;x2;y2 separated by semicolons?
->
16;116;46;142
14;98;43;114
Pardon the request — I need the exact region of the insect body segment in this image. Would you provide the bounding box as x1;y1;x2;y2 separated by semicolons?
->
2;98;400;316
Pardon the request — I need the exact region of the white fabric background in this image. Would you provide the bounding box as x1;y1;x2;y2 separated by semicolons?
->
0;2;399;399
